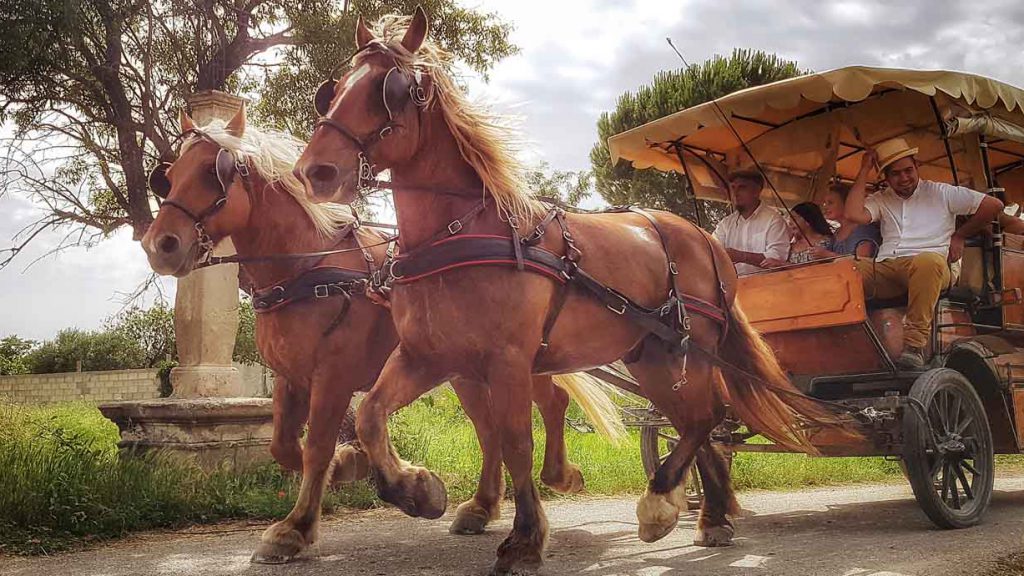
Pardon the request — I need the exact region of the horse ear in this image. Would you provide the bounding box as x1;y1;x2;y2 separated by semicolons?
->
180;109;195;133
226;104;246;137
355;15;373;48
401;6;428;53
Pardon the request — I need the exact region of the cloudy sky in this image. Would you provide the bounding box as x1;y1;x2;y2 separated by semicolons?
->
3;0;1024;340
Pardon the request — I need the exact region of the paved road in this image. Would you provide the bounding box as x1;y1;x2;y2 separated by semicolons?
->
4;478;1024;576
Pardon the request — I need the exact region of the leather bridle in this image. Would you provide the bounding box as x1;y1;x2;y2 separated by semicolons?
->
148;130;252;263
312;44;431;193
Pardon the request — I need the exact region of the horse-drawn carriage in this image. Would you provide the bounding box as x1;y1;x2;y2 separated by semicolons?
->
607;66;1024;528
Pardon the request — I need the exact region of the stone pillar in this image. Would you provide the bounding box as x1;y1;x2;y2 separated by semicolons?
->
100;91;273;470
170;90;244;398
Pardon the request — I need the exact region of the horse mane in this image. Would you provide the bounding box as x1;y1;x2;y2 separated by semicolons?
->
368;15;544;222
183;120;354;237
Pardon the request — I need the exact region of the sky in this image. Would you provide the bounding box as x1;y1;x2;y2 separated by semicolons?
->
3;0;1024;340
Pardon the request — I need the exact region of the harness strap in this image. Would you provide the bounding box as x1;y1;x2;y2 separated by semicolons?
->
397;198;490;258
251;265;369;312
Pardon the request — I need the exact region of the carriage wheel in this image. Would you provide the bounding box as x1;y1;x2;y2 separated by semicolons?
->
640;410;703;511
902;368;994;529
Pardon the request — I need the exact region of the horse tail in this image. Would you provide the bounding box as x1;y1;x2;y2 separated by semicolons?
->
553;372;627;444
716;304;857;455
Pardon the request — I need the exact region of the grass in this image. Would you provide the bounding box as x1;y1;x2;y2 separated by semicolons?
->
3;394;1022;556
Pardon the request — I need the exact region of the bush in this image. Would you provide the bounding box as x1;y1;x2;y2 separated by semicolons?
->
25;329;147;374
0;335;34;375
0;403;375;554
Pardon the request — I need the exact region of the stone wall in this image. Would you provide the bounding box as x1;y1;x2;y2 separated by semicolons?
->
0;369;162;404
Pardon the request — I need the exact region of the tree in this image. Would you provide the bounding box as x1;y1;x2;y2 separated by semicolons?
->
233;298;260;365
590;49;805;228
106;303;176;367
0;0;516;267
26;328;147;373
0;336;35;375
525;161;591;206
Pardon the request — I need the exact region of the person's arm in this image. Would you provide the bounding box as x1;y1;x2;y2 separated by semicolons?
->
726;248;767;266
760;214;791;264
845;149;878;225
949;194;1004;262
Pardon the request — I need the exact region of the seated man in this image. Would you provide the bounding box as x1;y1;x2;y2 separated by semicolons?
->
845;137;1004;369
713;170;790;275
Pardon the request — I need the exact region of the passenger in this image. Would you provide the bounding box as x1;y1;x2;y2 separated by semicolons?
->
760;202;833;267
713;169;790;275
818;184;881;258
845;137;1004;369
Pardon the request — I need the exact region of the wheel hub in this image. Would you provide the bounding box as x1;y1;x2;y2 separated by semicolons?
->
936;433;967;458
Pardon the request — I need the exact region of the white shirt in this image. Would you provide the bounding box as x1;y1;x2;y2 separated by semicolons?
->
713;202;790;275
864;179;986;260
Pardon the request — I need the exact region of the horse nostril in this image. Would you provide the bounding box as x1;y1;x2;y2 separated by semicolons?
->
157;234;180;255
308;163;339;184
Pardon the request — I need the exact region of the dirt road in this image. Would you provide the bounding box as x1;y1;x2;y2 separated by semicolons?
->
4;478;1023;576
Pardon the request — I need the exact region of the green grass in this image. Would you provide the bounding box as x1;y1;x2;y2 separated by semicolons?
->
4;395;1023;556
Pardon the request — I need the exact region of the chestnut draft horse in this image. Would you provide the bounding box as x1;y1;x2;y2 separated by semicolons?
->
140;108;625;564
296;10;857;575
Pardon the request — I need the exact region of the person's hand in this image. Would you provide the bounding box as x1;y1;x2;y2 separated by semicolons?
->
949;234;965;263
860;149;879;175
759;257;786;268
807;246;834;259
725;248;743;264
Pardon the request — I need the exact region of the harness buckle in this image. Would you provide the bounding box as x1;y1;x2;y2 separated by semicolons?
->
379;126;393;139
447;220;463;235
314;284;330;298
606;292;628;315
271;285;286;303
236;162;250;177
669;262;679;275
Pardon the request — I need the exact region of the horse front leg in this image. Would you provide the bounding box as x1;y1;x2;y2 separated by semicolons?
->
534;375;584;494
356;346;448;519
252;380;354;564
269;377;309;473
692;440;739;547
449;378;505;535
490;359;548;576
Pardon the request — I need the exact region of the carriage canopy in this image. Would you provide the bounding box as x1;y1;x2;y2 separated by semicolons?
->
607;66;1024;208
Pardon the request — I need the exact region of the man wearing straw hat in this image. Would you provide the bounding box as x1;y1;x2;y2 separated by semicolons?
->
845;137;1004;369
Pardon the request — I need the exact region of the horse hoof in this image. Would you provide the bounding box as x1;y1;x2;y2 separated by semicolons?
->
251;541;301;564
330;443;369;485
542;464;585;495
412;469;448;519
490;559;542;576
635;485;683;543
694;524;735;547
450;500;494;535
492;537;544;575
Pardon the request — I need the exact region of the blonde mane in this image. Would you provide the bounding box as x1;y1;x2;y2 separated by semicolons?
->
368;16;544;222
183;120;354;237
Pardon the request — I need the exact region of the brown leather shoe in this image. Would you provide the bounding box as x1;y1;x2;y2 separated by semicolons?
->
897;346;926;370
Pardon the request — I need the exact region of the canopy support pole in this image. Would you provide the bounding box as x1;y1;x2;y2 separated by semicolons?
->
930;96;960;186
671;143;705;229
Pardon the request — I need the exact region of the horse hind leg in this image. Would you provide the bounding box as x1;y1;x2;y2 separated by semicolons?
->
627;342;724;544
534;375;585;494
449;378;505;535
693;441;739;547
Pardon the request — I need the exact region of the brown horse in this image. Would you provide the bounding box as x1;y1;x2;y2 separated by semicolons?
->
139;108;624;563
295;10;854;575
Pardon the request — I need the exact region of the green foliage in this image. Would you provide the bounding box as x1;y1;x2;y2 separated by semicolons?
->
590;49;805;227
0;402;375;554
25;329;147;374
0;0;517;263
233;299;260;366
525;161;592;206
0;335;35;375
105;304;176;367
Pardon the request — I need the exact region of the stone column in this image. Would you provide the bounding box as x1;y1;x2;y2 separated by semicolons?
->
170;90;244;398
100;91;274;470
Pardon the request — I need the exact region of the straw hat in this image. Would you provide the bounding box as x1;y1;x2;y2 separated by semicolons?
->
875;137;919;172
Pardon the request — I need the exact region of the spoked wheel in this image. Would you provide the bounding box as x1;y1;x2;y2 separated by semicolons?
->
640;407;703;511
902;368;994;529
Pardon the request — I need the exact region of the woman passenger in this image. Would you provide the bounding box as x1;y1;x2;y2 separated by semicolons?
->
760;202;833;267
818;183;881;258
